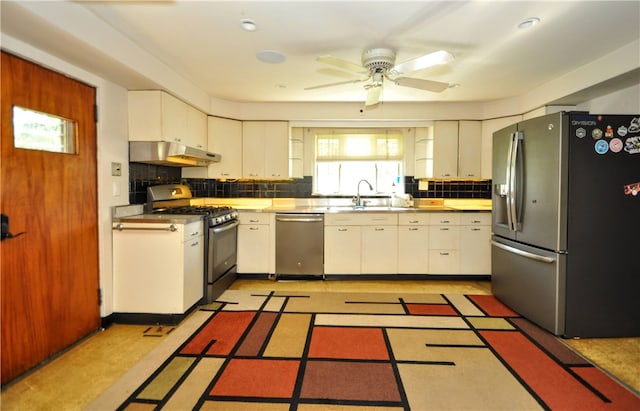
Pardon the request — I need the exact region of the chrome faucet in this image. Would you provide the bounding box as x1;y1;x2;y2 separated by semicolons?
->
353;179;374;207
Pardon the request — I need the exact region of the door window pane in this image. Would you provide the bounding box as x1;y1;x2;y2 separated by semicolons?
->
13;106;77;154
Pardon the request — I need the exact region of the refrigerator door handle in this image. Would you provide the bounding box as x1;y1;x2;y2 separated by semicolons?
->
505;133;516;231
508;132;524;231
491;240;555;263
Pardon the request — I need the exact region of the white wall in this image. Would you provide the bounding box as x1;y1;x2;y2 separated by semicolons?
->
2;34;130;317
576;84;640;114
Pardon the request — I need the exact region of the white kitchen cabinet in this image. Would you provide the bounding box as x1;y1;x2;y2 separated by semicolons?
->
459;212;492;274
362;225;398;274
237;212;272;273
113;220;204;314
397;214;429;274
457;121;482;178
433;121;459;178
183;116;243;179
428;213;460;274
324;212;397;275
128;90;207;149
242;121;289;179
324;226;361;274
426;120;482;179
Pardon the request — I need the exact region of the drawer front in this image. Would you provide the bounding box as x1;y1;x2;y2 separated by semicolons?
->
183;221;203;241
238;212;270;225
324;213;361;226
398;213;429;225
460;212;491;225
429;212;460;226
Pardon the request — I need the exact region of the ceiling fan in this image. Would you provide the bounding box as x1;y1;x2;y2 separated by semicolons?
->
305;48;454;107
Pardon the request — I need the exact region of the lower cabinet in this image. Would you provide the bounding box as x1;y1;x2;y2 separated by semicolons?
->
324;226;361;274
361;225;398;274
113;220;204;314
398;214;429;274
238;210;491;277
324;213;397;275
237;212;273;273
428;213;460;274
459;213;492;274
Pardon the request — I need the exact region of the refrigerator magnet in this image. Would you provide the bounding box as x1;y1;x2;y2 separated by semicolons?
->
594;139;609;154
624;136;640;154
624;182;640;196
592;128;604;139
605;125;614;138
610;138;623;153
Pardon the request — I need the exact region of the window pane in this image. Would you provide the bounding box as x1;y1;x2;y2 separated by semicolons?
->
13;106;76;154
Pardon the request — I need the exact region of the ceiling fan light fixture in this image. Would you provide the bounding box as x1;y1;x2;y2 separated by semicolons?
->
240;19;257;32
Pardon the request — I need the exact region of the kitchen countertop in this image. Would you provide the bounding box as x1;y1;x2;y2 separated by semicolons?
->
112;214;204;224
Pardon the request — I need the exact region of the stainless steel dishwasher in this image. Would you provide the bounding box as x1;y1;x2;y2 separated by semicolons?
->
275;213;324;279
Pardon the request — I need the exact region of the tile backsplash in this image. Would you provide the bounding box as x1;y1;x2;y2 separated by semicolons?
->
129;163;491;204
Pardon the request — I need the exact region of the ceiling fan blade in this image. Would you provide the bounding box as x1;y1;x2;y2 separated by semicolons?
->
304;78;366;91
317;55;368;74
392;77;449;93
365;85;382;106
391;50;454;75
318;67;367;80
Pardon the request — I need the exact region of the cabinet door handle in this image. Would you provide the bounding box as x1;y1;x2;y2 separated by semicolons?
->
190;241;199;247
471;228;481;231
440;220;450;223
190;231;200;236
249;227;260;230
249;219;260;223
409;220;419;224
440;227;450;231
375;228;384;231
440;252;450;256
472;220;481;223
338;228;348;232
409;227;419;231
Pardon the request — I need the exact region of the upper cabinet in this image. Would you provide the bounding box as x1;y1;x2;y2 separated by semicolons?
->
414;120;481;179
128;90;207;149
457;120;482;178
182;117;243;179
242;121;289;179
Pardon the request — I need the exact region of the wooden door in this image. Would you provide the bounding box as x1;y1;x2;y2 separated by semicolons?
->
1;52;100;383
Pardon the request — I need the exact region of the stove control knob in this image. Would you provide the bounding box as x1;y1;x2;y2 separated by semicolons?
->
215;217;223;224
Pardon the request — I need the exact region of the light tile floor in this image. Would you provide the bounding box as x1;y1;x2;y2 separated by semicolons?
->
1;279;638;410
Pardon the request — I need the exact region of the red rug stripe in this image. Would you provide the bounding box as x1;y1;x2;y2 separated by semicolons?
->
180;311;255;356
572;366;640;409
482;330;622;410
406;303;457;316
468;294;519;317
235;312;277;357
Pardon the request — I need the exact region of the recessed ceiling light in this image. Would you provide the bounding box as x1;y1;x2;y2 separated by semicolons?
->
240;19;257;32
517;17;540;30
256;50;286;64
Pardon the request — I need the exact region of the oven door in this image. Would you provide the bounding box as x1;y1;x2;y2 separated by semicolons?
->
208;220;239;284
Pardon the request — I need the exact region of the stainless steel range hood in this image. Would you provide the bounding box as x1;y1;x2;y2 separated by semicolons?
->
129;141;221;167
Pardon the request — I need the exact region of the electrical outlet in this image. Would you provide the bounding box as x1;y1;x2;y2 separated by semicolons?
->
418;179;429;190
111;162;122;176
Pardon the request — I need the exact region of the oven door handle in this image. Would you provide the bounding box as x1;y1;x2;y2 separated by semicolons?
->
212;220;239;234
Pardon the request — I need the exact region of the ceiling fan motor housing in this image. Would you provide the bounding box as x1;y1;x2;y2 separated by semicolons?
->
362;48;396;72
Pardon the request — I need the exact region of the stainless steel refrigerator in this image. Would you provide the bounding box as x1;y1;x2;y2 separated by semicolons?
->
491;111;640;338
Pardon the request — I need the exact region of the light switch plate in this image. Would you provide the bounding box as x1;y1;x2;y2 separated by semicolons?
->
111;162;122;176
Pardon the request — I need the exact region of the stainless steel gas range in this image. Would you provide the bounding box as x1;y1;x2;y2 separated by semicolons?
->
146;184;238;303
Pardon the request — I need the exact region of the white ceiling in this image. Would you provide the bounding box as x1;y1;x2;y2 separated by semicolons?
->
2;1;640;107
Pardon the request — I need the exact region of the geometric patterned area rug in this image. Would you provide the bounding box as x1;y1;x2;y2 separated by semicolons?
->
89;290;640;410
